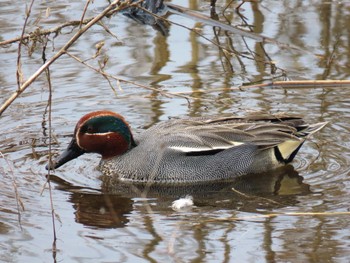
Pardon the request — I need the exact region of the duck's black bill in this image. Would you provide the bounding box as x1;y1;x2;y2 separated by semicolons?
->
46;139;85;170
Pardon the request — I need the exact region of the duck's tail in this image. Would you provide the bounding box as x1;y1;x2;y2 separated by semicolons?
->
298;121;329;137
275;121;328;164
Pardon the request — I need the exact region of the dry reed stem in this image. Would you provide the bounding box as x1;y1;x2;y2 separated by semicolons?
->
41;35;58;258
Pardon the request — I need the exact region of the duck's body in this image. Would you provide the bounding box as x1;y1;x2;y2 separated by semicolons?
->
48;111;327;184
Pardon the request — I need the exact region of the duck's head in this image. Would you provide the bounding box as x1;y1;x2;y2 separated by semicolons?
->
47;111;135;170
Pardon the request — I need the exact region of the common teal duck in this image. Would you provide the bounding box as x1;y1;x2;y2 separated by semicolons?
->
47;111;327;184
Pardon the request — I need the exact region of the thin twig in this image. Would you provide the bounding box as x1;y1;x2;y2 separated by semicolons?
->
80;0;92;29
212;27;234;73
42;35;57;260
0;19;93;46
17;0;36;89
223;0;235;13
322;34;341;79
97;20;121;40
0;152;24;230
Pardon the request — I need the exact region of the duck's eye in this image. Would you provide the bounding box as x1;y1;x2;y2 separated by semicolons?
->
86;125;94;133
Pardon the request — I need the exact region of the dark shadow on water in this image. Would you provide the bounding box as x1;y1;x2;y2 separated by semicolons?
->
50;165;310;229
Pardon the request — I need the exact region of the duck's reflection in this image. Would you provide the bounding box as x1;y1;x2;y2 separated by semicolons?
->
100;165;310;202
69;192;133;229
53;165;310;229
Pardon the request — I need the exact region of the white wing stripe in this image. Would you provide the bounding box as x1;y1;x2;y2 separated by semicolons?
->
168;142;244;152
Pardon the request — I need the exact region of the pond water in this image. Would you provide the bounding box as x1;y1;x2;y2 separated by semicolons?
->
1;0;350;262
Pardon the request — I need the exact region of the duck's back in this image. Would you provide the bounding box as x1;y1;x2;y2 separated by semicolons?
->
100;113;327;184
